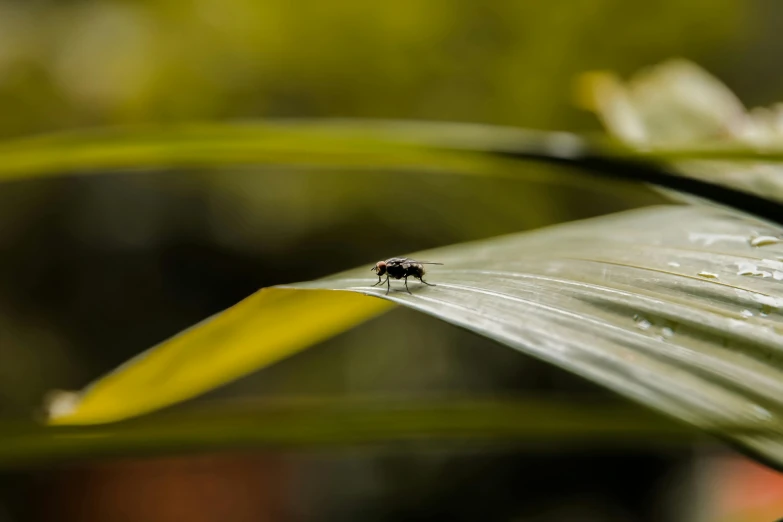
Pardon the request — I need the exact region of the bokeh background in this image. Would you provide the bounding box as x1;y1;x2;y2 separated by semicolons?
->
1;1;783;521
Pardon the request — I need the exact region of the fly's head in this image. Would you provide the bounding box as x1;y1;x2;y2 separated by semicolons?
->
372;260;387;277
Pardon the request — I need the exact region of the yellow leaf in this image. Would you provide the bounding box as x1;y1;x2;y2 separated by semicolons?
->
48;288;393;425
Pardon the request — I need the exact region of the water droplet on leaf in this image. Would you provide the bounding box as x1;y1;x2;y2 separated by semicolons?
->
736;262;771;277
751;405;773;420
750;235;781;247
633;315;652;330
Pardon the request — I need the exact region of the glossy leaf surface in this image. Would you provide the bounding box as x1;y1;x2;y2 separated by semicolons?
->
50;203;783;467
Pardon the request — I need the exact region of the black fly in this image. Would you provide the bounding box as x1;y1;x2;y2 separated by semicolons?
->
371;257;443;295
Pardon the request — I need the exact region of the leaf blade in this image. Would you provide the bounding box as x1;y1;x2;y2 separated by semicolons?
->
3;397;710;469
3;119;783;224
286;204;783;465
48;203;783;467
48;288;392;425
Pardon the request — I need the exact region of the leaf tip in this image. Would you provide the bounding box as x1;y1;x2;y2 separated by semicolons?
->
42;389;83;425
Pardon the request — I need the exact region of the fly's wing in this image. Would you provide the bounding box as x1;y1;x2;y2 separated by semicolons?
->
384;257;408;266
406;259;443;265
385;258;443;265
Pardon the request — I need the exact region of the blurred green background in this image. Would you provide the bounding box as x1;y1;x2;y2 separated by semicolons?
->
1;1;782;521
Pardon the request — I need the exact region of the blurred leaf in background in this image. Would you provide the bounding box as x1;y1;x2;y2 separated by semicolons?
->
0;0;743;135
578;58;783;202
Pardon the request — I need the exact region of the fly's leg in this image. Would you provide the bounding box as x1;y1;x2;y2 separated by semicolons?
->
386;276;391;295
404;276;412;294
419;277;436;287
372;276;384;287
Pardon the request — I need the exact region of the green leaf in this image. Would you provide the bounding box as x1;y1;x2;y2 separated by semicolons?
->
2;119;783;223
1;119;782;185
49;203;783;468
0;397;727;468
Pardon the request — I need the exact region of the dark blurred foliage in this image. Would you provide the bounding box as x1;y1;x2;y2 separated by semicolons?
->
0;1;780;521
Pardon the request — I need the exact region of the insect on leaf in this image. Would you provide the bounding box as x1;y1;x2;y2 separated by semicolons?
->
48;203;783;469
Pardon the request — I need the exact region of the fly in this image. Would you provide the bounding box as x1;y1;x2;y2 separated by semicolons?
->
371;257;443;295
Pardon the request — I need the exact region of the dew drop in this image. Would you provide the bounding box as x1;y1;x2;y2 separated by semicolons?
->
661;326;674;337
698;271;719;279
752;405;773;421
753;294;783;310
633;314;652;330
750;235;781;247
740;309;754;318
667;261;681;268
736;262;771;277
